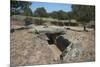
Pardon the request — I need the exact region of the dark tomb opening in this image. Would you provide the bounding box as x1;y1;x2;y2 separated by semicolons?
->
46;33;71;52
56;36;71;52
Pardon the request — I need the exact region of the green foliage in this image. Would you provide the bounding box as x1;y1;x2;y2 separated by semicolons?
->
34;7;48;17
49;11;58;19
11;0;32;10
49;10;69;20
34;19;45;25
22;6;33;16
72;5;95;22
11;0;33;16
71;5;95;31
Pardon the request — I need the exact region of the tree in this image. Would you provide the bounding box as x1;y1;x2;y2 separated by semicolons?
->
67;12;73;26
72;5;95;31
34;7;48;17
11;0;33;26
10;0;33;16
57;10;69;20
49;11;58;19
49;10;69;20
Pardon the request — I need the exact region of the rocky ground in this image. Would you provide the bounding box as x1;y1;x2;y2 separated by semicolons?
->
10;24;95;66
62;29;95;63
10;29;61;66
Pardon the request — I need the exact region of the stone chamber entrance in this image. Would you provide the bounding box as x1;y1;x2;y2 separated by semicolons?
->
45;33;71;60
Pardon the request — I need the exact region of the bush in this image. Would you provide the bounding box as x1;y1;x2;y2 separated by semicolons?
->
34;19;45;25
24;18;32;26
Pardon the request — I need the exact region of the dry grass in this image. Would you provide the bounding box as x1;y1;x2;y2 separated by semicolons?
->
10;29;61;66
10;20;95;66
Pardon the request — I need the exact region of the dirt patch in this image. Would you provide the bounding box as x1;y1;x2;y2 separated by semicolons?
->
10;30;60;66
10;24;95;66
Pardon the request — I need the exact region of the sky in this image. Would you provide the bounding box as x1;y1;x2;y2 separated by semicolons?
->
30;2;72;13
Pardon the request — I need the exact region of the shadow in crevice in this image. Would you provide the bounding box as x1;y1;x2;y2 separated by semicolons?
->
45;33;71;52
66;28;89;32
46;33;56;45
47;40;54;44
10;27;30;33
56;36;71;52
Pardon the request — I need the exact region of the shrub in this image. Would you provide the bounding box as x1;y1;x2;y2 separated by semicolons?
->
24;18;32;26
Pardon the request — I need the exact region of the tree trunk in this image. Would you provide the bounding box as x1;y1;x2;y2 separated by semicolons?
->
83;25;87;31
68;19;71;28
